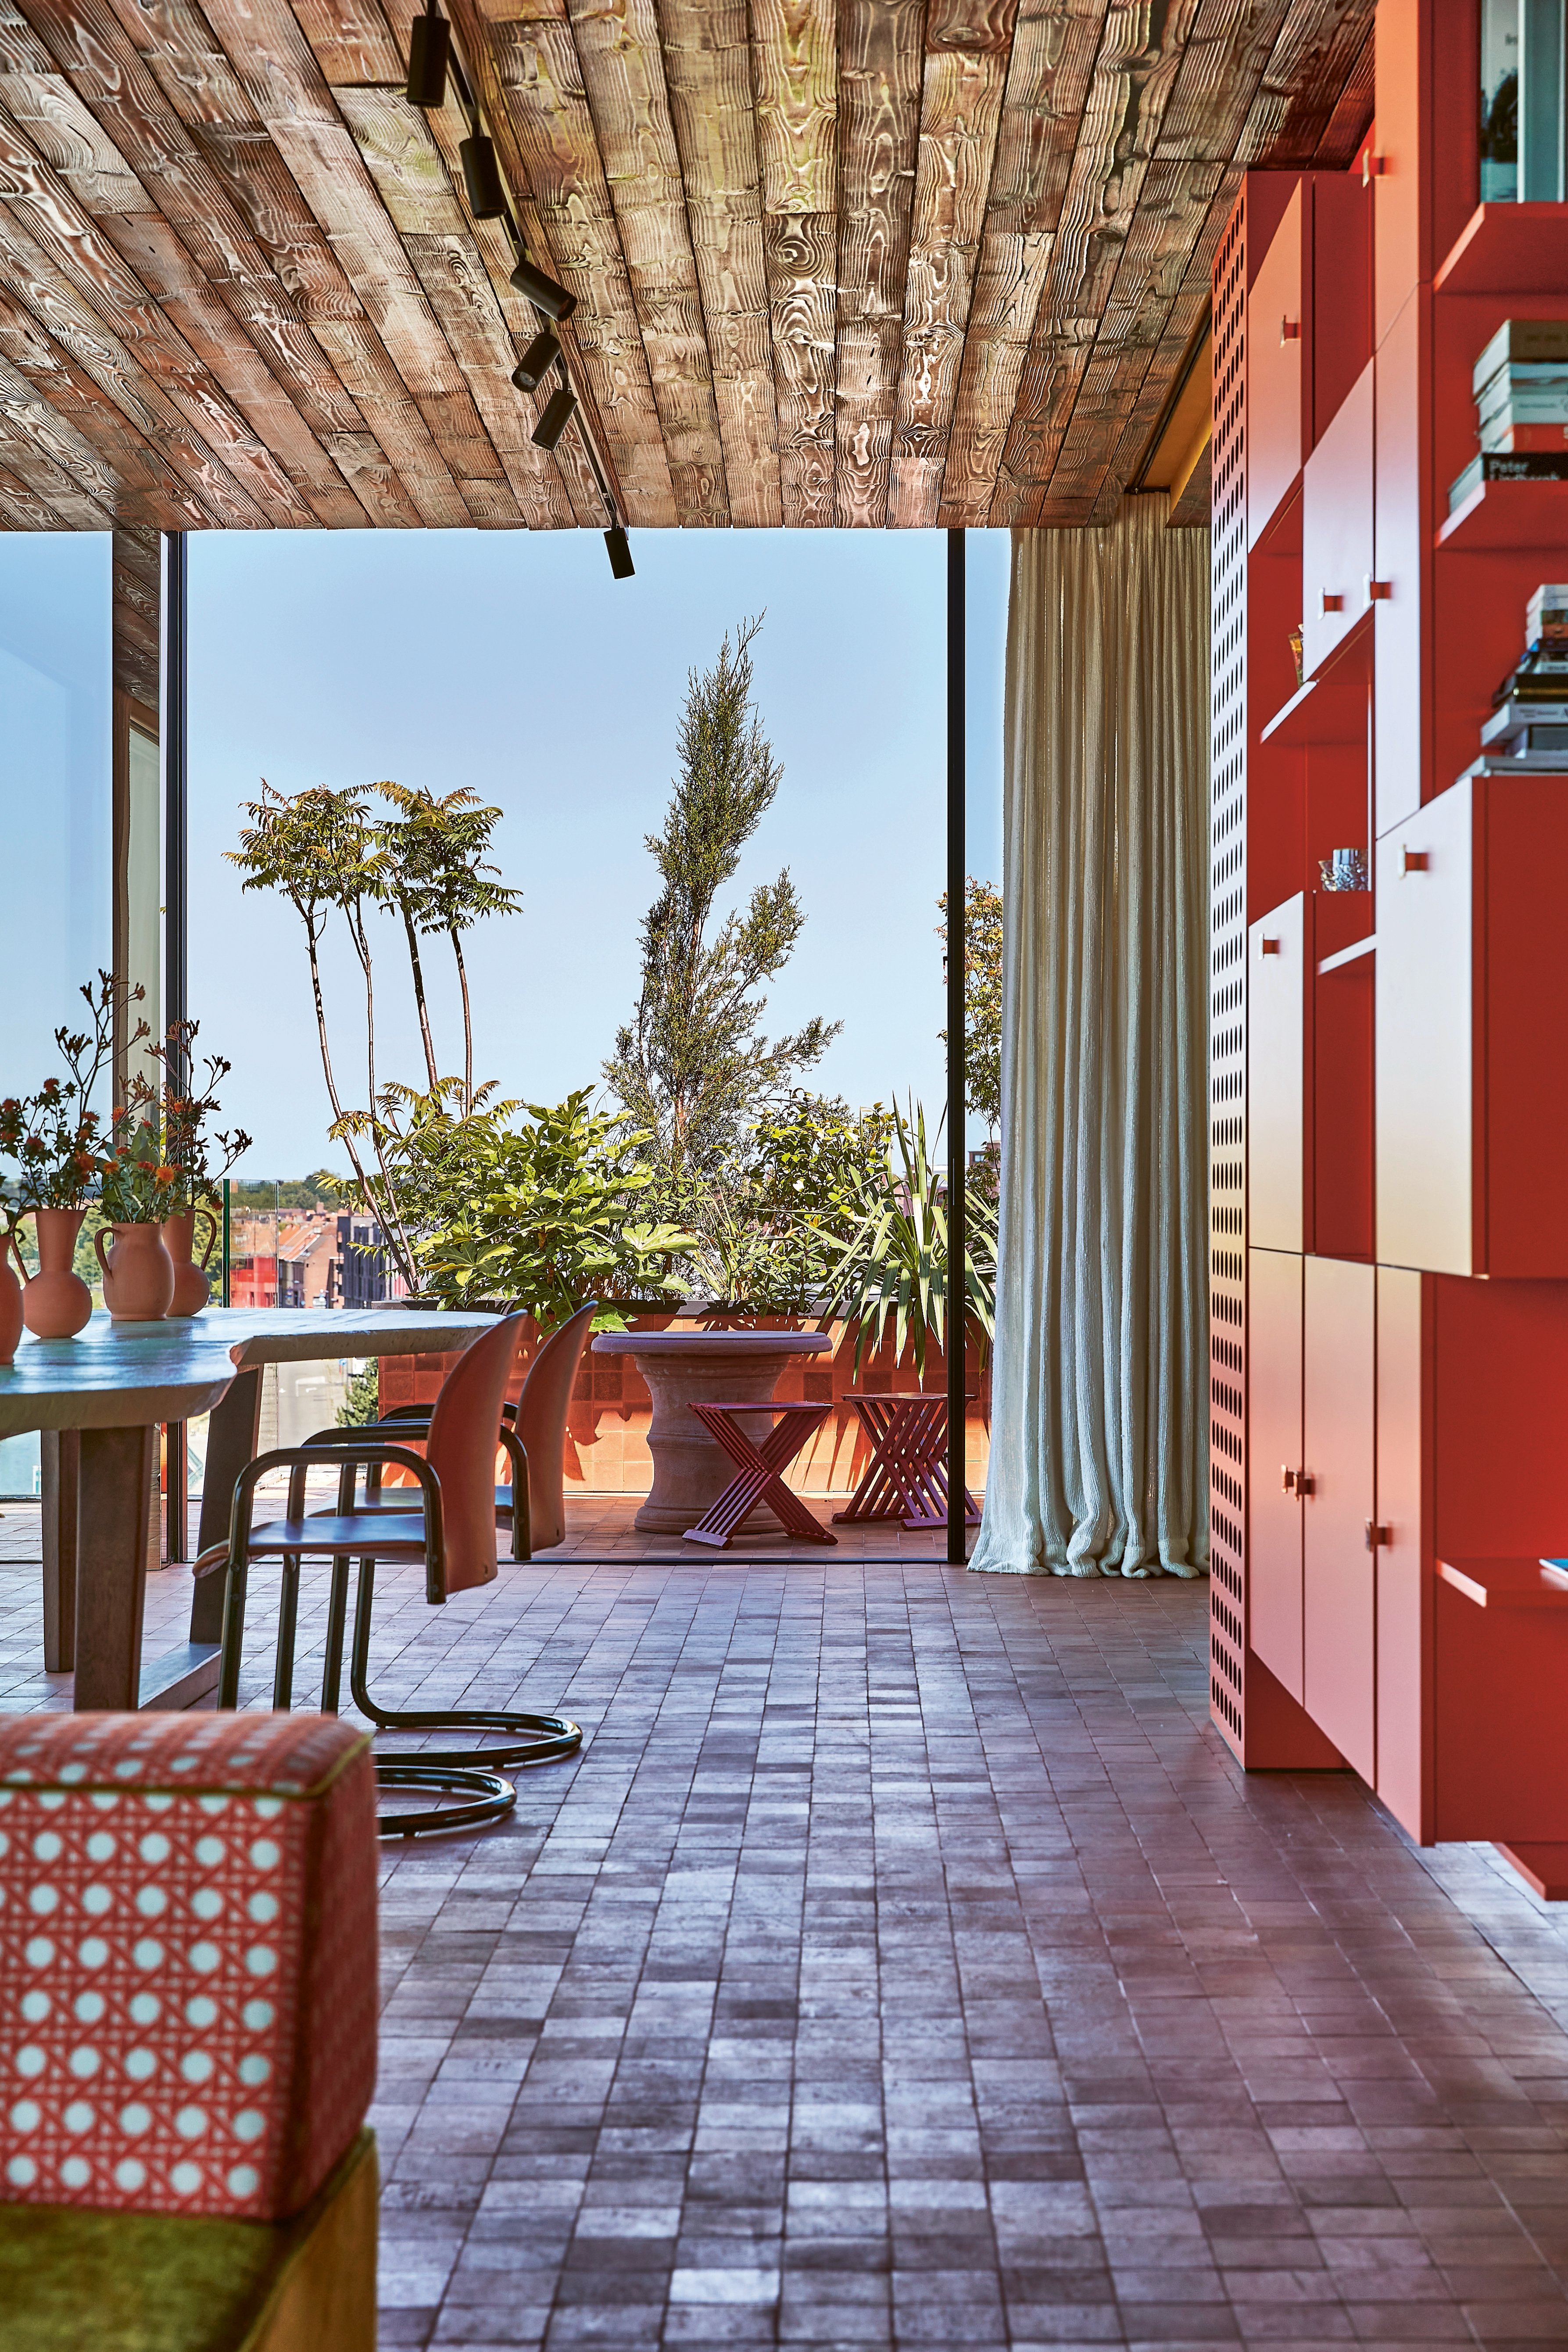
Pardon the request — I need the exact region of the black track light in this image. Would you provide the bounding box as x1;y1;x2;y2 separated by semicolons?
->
509;251;577;322
511;326;560;394
604;525;634;580
531;380;576;450
405;2;449;107
459;133;507;220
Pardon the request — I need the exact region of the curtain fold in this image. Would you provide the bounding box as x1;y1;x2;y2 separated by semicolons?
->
971;499;1209;1578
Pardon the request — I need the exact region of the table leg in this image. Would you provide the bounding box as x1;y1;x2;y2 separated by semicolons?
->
73;1425;155;1711
166;1423;187;1562
191;1366;262;1643
40;1429;79;1673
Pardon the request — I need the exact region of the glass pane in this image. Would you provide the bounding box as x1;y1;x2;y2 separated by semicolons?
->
1482;0;1521;198
0;535;111;1093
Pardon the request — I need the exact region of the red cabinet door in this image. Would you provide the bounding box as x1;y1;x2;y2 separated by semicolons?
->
1372;288;1428;836
1303;1255;1376;1782
1248;897;1307;1252
1483;776;1568;1275
1301;361;1374;679
1248;1248;1305;1697
1247;183;1305;551
1375;1266;1428;1842
1375;781;1475;1274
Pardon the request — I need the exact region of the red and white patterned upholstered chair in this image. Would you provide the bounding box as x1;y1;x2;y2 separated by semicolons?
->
0;1710;379;2350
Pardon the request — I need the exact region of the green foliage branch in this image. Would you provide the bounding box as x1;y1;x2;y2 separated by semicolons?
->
605;617;839;1179
361;1084;695;1332
937;875;1003;1139
822;1099;998;1377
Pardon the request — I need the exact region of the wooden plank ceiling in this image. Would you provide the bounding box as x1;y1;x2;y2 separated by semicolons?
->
0;0;1373;534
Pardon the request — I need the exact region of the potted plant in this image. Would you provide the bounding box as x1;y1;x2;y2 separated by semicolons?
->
153;1023;251;1314
822;1100;998;1377
94;1100;182;1322
0;974;134;1339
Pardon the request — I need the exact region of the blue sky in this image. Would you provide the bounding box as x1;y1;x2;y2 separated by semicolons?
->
188;527;1008;1177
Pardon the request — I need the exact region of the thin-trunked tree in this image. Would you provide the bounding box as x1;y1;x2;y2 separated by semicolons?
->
229;780;518;1289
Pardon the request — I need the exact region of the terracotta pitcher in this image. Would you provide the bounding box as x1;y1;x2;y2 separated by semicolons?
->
0;1228;22;1366
95;1222;174;1322
22;1206;93;1340
161;1205;218;1317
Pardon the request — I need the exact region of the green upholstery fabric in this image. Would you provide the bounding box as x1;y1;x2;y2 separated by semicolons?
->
0;2132;374;2352
0;2203;279;2352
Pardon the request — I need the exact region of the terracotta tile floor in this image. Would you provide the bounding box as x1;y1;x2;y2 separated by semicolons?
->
4;1495;1568;2348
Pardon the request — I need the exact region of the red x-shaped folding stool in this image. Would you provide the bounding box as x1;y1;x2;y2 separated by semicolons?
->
683;1401;838;1547
832;1392;981;1531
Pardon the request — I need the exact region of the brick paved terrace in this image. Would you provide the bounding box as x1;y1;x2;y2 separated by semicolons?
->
5;1496;1568;2348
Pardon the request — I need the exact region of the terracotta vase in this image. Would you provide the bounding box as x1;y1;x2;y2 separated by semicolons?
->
94;1222;175;1323
0;1229;22;1366
161;1205;218;1316
22;1206;93;1340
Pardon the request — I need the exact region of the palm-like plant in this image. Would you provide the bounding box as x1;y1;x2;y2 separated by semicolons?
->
823;1101;996;1377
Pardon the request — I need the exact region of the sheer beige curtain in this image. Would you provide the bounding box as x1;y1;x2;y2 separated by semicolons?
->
971;498;1209;1578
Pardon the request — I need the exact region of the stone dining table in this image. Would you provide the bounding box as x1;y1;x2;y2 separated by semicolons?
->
590;1328;834;1535
0;1306;497;1713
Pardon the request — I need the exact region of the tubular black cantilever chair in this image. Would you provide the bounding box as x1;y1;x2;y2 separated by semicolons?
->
202;1313;581;1837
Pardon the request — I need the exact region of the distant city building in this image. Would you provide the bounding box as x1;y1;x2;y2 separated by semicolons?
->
228;1210;405;1309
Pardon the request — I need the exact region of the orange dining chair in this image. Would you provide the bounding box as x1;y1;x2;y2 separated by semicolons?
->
201;1312;581;1836
362;1299;597;1556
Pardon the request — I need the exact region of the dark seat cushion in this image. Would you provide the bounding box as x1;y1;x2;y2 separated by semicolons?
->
246;1513;428;1556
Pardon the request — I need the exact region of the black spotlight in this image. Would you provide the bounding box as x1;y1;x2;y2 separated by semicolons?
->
511;326;560;393
459;133;507;220
405;2;449;106
604;525;634;580
509;251;576;322
531;380;577;450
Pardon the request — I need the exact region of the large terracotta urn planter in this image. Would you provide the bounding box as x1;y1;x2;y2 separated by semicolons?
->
95;1222;174;1322
0;1228;22;1366
22;1206;92;1339
161;1205;218;1316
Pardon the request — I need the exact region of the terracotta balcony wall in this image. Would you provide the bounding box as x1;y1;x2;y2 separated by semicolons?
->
375;1312;992;1500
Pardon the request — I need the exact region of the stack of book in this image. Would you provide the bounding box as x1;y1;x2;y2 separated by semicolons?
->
1464;584;1568;775
1449;322;1568;513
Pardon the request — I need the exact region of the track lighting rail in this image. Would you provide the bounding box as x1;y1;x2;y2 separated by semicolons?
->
405;0;632;578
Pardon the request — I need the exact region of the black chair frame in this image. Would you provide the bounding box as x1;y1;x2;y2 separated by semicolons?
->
211;1434;580;1838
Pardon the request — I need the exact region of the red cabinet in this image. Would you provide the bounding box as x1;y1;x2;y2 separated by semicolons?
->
1302;1255;1376;1782
1377;772;1568;1276
1301;361;1373;678
1247;1248;1304;1695
1247;183;1306;550
1374;1266;1427;1841
1372;288;1428;835
1248;899;1306;1251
